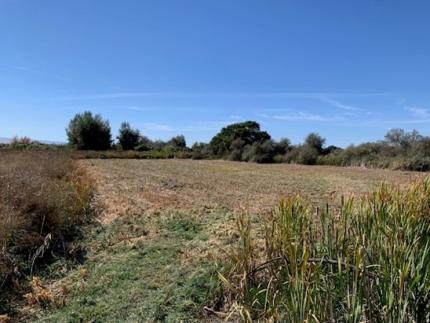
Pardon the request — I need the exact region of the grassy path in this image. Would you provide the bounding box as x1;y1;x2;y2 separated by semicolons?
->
31;213;220;321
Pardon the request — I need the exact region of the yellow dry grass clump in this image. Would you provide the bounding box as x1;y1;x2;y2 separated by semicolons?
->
24;277;53;307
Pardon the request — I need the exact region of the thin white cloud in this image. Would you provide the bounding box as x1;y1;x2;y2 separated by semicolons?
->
142;123;174;131
366;106;430;125
406;106;430;119
180;121;231;132
142;120;232;133
258;111;341;122
50;91;384;103
320;97;362;111
127;106;154;112
54;92;162;101
1;64;72;82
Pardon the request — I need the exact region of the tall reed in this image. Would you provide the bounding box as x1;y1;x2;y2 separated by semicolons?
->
222;180;430;322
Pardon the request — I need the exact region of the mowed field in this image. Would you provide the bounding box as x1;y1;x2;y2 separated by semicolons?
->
27;160;424;322
89;159;420;218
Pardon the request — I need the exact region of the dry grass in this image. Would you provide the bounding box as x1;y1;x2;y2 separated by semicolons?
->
0;151;92;313
85;159;424;269
87;159;422;219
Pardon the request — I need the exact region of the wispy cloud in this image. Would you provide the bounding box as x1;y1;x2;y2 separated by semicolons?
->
366;119;430;125
127;106;155;112
142;123;174;131
319;97;362;111
364;107;430;126
50;91;384;103
258;111;341;122
406;106;430;119
142;120;232;133
53;92;161;101
1;64;72;82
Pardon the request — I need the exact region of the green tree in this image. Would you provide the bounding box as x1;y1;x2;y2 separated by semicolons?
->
384;128;406;146
169;135;187;149
210;121;271;157
117;122;141;150
304;133;325;154
275;138;292;155
66;111;112;150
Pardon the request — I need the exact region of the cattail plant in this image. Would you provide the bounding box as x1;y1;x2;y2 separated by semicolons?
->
222;179;430;322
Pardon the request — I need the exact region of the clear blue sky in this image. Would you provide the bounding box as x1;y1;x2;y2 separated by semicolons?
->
1;0;430;147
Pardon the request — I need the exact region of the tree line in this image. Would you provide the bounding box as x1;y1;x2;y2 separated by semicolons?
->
6;111;430;171
65;112;333;164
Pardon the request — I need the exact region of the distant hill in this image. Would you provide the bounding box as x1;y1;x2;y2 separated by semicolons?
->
0;137;11;144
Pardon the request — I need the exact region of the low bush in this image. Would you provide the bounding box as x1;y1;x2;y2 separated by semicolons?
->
221;180;430;321
0;151;93;312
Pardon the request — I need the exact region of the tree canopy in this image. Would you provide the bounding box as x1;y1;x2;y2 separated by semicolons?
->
66;111;112;150
117;122;141;150
210;121;271;157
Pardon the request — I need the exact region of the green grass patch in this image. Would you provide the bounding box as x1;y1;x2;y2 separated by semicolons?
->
164;217;202;241
29;212;219;322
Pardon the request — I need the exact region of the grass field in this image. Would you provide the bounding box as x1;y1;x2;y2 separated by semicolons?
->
22;160;425;321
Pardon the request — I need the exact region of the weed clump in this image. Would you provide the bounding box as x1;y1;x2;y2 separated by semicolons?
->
222;180;430;321
0;151;92;312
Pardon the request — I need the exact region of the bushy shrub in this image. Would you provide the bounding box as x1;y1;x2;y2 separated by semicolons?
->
273;154;286;163
297;145;319;165
66;111;112;150
399;156;430;171
247;140;276;163
228;149;243;161
169;135;187;149
135;136;153;151
274;138;291;155
0;151;92;311
317;149;344;166
191;142;211;160
285;147;300;163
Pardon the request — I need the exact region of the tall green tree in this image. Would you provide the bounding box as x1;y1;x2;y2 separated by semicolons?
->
304;133;326;154
117;122;141;150
66;111;112;150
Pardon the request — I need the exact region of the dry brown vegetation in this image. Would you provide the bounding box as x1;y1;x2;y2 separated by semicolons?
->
0;151;92;313
85;159;424;271
88;159;422;219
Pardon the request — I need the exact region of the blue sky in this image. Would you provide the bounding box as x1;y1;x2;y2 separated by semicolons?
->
1;0;430;147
